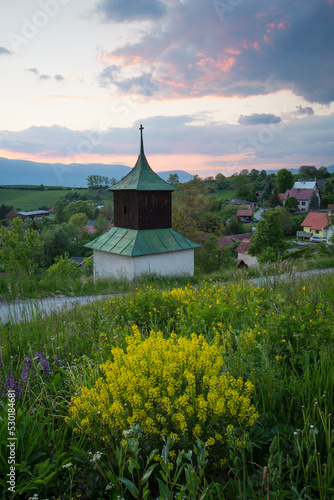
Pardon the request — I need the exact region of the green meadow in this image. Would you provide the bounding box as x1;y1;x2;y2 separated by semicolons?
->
1;271;334;499
0;187;112;211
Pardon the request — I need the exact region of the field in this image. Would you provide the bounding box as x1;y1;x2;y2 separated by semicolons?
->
0;187;113;211
213;189;236;202
1;271;334;499
0;184;235;211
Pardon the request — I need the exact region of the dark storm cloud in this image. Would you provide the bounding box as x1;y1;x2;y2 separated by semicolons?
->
96;0;334;104
238;114;282;125
94;0;166;22
295;106;314;116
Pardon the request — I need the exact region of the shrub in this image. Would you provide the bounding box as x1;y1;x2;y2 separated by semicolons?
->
69;328;258;462
46;253;81;281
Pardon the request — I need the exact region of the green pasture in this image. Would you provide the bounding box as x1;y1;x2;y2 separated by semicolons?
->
213;188;235;201
0;187;113;210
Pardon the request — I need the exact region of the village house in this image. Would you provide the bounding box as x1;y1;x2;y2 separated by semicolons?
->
226;199;258;210
293;180;317;190
17;210;50;220
299;211;333;243
236;209;253;222
235;238;258;268
217;233;252;248
282;189;320;211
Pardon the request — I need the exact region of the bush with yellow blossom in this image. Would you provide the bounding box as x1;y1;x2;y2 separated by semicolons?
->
69;326;258;464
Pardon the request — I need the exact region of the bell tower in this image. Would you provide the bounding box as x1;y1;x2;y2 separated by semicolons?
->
111;125;175;230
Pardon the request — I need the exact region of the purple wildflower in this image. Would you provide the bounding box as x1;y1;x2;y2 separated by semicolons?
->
21;357;33;383
35;352;51;376
5;373;22;399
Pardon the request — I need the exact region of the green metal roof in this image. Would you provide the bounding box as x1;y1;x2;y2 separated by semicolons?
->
110;125;176;192
84;227;201;256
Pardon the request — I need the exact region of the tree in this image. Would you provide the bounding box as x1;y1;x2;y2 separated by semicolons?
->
0;217;43;280
54;201;66;224
87;175;110;189
0;204;14;221
46;253;81;281
268;187;282;208
98;202;113;220
265;178;274;194
69;212;89;231
224;217;243;236
250;169;260;178
248;209;287;261
94;215;109;236
41;223;80;266
167;173;179;186
215;173;229;190
299;165;317;178
323;179;334;196
309;192;320;210
284;196;299;212
172;177;222;242
315;166;330;179
64;200;96;221
5;210;19;222
276;169;294;193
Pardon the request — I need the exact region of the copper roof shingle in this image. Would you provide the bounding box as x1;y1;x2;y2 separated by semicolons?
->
84;227;201;256
301;212;333;231
109;126;176;192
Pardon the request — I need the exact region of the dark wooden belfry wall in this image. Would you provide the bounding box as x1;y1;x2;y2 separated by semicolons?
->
113;191;172;230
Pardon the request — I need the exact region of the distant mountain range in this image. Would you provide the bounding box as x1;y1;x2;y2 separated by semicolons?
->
0;157;333;187
0;157;193;187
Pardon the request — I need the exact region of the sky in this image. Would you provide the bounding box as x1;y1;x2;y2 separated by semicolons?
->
0;0;334;178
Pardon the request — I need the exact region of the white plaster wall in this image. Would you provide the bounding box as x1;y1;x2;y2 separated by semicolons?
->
326;225;334;244
238;252;258;268
93;249;195;281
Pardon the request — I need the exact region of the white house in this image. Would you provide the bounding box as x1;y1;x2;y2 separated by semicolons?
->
282;189;320;211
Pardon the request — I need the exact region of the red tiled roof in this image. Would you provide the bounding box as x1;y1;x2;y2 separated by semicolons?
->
301;212;333;231
236;238;251;254
237;209;253;217
217;233;252;248
283;189;318;201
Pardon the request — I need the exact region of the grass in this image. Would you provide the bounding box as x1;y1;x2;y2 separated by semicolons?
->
213;188;235;201
0;186;112;211
1;272;334;498
1;245;334;301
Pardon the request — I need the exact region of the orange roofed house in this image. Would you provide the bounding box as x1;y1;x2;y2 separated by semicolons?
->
300;212;334;243
235;238;258;268
237;209;253;222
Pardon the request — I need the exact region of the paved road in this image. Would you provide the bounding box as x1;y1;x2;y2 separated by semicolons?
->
0;267;333;324
0;294;113;324
248;267;334;286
